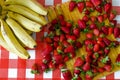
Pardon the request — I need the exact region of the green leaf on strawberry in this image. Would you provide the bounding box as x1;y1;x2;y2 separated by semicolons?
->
101;56;109;64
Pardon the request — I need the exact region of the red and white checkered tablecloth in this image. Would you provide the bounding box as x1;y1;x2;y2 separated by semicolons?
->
0;0;120;80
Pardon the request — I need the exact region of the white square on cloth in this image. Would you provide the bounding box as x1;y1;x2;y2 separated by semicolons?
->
27;50;35;59
26;69;35;78
45;0;53;5
8;68;17;78
43;70;52;78
115;71;120;79
112;0;120;6
9;52;18;59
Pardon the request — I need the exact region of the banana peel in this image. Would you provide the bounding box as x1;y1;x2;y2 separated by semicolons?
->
47;1;120;80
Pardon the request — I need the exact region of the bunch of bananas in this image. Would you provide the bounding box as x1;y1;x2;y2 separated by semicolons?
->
0;0;48;59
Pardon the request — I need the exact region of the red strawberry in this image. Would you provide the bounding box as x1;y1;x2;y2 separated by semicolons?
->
64;45;75;53
74;57;84;67
41;44;53;58
110;20;117;27
114;27;120;38
112;41;119;47
116;54;120;66
84;9;90;15
58;63;65;69
92;68;98;73
75;41;82;48
85;39;93;45
82;15;89;22
61;27;70;34
97;37;103;42
103;64;112;72
99;41;106;48
103;38;111;46
103;13;108;19
92;52;99;59
82;62;90;71
66;22;72;28
74;67;81;75
58;15;64;21
67;35;77;43
61;20;66;26
73;28;80;37
64;56;69;62
89;23;97;29
53;50;59;55
101;26;108;35
69;52;76;58
90;16;97;22
92;40;97;44
41;63;48;72
42;54;51;64
78;19;86;30
77;2;85;13
85;54;92;63
53;42;58;48
90;0;102;7
72;74;82;80
31;63;39;74
57;45;63;54
62;69;72;80
63;40;70;47
86;45;93;52
108;27;113;35
49;61;56;69
104;47;110;55
60;34;66;42
85;71;93;80
96;6;102;13
98;67;105;73
93;28;100;36
97;15;103;23
99;32;105;38
92;60;98;66
51;19;58;25
53;36;59;42
92;52;99;60
86;33;93;39
104;3;112;13
53;54;63;64
109;10;117;21
69;1;77;11
44;37;52;44
86;1;94;8
87;51;93;56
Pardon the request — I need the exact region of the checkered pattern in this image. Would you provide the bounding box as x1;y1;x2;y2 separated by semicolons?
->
0;0;120;80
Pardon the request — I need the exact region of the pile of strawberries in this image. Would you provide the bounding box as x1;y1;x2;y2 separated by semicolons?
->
31;0;120;80
31;15;83;74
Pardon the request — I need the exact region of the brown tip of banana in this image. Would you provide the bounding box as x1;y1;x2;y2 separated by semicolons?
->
40;26;42;30
34;45;36;48
28;56;31;59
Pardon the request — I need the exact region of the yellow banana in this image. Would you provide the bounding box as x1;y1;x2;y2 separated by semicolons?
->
0;19;30;59
0;31;14;52
4;4;48;25
7;12;42;32
5;0;47;15
6;17;37;49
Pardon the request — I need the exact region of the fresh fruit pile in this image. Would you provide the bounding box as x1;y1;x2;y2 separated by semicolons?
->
31;0;120;80
31;14;83;73
0;0;47;59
